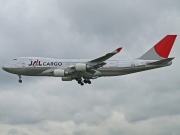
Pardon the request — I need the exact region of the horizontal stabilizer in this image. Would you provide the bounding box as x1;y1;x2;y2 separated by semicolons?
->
147;57;174;65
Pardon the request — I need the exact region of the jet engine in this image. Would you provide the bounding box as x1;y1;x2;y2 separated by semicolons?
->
75;63;90;71
62;77;73;81
54;69;69;77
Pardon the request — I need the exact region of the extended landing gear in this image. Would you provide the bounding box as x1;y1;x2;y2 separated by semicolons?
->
76;78;84;86
84;79;91;84
18;75;22;83
75;78;91;86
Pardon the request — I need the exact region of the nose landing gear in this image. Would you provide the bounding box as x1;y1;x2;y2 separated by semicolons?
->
18;75;22;83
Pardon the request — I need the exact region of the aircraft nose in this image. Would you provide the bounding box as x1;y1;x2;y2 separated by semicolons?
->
2;63;10;71
2;65;6;71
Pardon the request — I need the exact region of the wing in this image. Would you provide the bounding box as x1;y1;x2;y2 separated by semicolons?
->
88;47;122;65
43;47;122;79
81;47;122;75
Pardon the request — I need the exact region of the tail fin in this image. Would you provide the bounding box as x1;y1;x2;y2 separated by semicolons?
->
139;35;177;60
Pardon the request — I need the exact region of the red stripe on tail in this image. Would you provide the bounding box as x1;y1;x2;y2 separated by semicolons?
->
154;35;177;58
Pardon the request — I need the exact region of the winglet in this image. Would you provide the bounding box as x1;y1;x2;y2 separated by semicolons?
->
112;47;122;53
116;48;122;52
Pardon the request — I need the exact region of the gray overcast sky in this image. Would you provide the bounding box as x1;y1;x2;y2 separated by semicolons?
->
0;0;180;135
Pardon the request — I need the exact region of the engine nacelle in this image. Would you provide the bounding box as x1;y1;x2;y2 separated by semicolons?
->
62;77;73;81
54;69;69;77
75;63;89;71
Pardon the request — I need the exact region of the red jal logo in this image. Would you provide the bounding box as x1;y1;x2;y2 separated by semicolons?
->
29;59;62;66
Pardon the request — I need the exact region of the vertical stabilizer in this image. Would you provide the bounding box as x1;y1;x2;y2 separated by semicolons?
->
139;35;177;60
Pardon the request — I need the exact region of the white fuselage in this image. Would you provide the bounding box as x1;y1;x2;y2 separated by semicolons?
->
2;35;176;85
2;57;170;78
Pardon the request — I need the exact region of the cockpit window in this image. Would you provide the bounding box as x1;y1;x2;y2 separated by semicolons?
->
13;59;17;60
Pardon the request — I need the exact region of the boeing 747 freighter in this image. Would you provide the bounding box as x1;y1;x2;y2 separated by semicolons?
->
2;35;177;85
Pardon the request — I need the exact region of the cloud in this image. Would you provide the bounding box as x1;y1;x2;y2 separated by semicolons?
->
1;112;180;135
0;0;180;135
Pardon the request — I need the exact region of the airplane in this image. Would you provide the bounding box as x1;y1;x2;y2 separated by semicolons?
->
2;35;177;86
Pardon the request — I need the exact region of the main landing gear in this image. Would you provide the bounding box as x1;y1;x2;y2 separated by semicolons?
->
75;78;91;86
18;75;22;83
84;79;91;84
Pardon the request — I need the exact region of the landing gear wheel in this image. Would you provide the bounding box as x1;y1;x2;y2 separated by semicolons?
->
19;80;22;83
84;80;87;83
88;81;91;84
85;79;91;84
18;75;22;83
81;83;84;86
78;80;82;84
